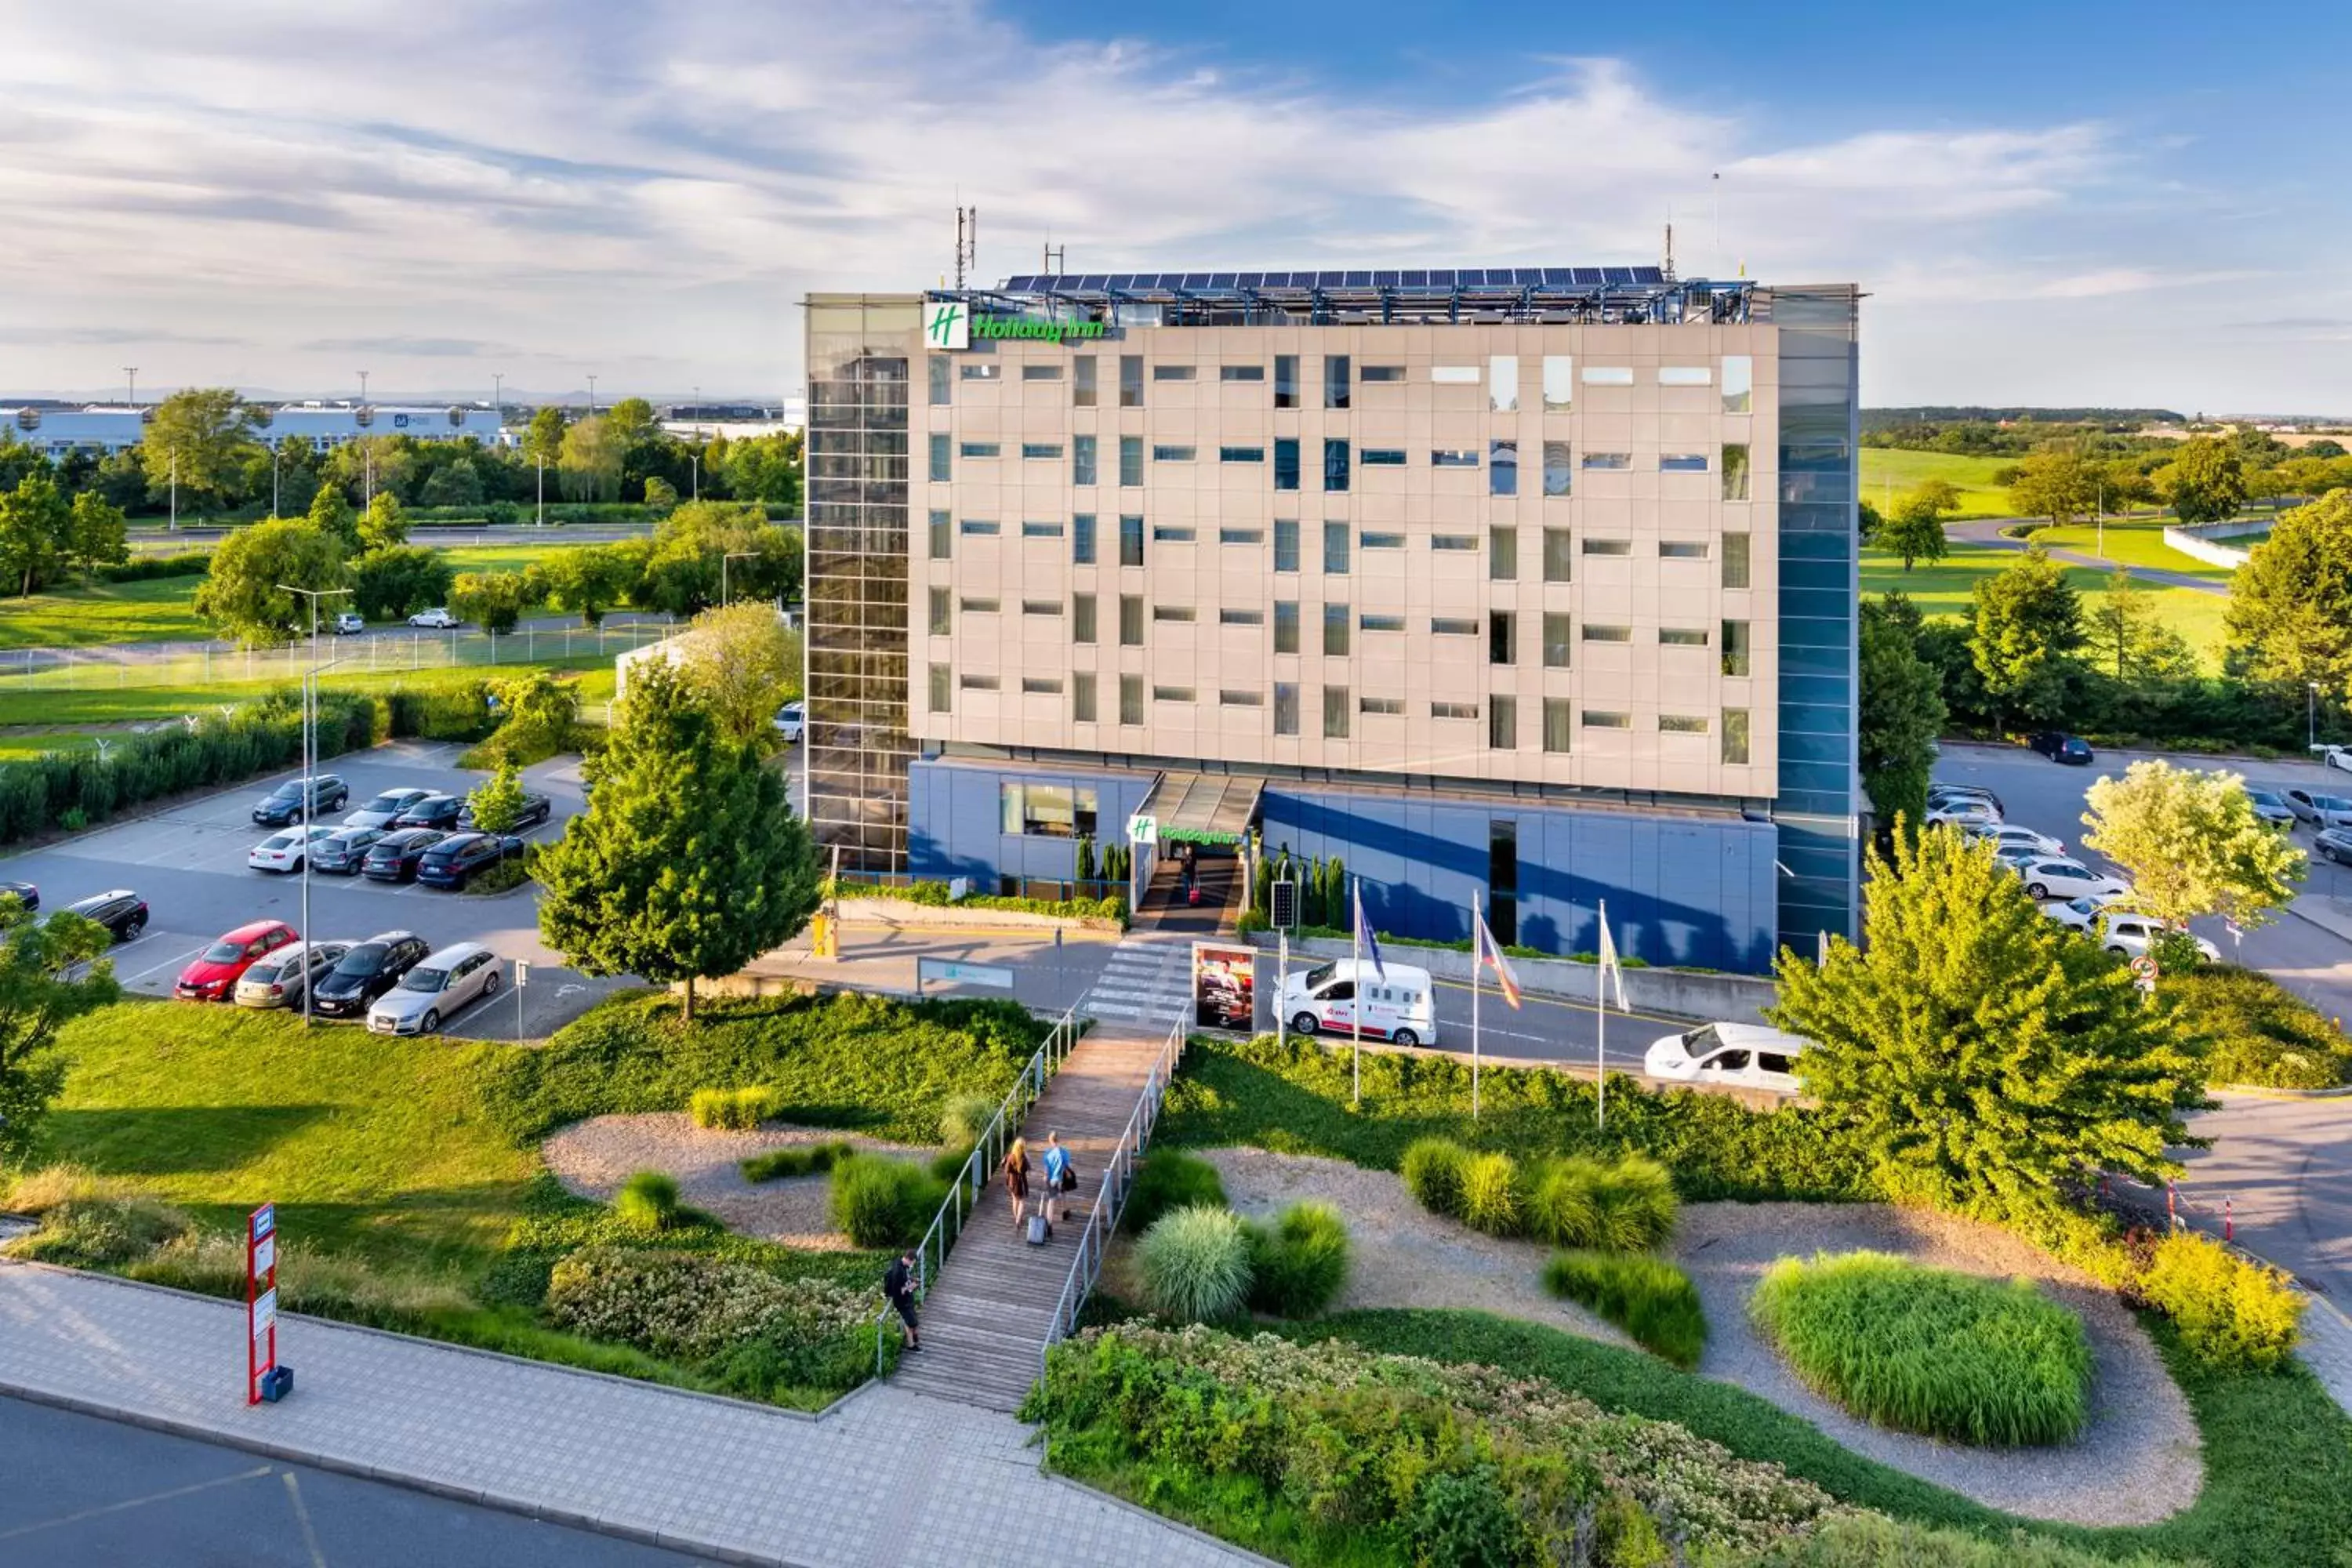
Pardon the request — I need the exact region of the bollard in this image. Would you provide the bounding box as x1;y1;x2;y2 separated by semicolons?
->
2224;1196;2234;1243
2167;1179;2178;1230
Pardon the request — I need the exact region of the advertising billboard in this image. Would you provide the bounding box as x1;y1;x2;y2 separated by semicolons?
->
1191;942;1256;1033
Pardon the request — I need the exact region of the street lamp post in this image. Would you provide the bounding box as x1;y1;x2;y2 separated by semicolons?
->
124;367;136;408
272;446;281;517
689;452;699;502
535;456;545;527
723;550;755;607
492;372;503;428
2311;683;2322;751
586;374;597;415
277;585;352;1029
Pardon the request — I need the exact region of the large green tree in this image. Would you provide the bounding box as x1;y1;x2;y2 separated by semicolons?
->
522;406;568;468
1881;486;1955;570
67;491;129;577
535;662;819;1018
449;569;540;634
192;517;347;644
539;542;639;626
1969;547;2082;725
2158;436;2248;526
2085;568;2198;684
0;471;71;596
558;416;624;503
141;388;262;509
2006;447;2100;525
0;901;122;1171
350;543;452;621
1858;596;1946;829
2223;491;2352;698
673;601;803;750
2081;760;2306;934
636;500;801;615
306;480;358;550
358;492;409;553
1768;829;2202;1211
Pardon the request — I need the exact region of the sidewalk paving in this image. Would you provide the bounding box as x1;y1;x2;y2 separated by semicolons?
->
0;1261;1254;1568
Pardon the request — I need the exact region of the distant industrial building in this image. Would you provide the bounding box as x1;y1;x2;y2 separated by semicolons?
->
0;401;507;457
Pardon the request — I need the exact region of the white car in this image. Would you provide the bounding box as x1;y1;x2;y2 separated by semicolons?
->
2096;912;2220;964
772;700;805;743
2040;895;2106;933
332;611;365;635
408;607;458;629
2313;745;2352;776
234;940;350;1009
365;942;503;1036
1645;1022;1811;1094
1965;822;2065;858
1926;800;2002;829
344;787;434;831
2011;855;2132;904
247;824;337;873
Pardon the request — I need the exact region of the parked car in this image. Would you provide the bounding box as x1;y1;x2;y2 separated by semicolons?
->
2010;855;2132;904
1964;822;2066;858
332;611;365;635
2030;731;2096;765
408;608;458;629
2314;826;2352;865
0;880;38;913
416;832;526;891
456;792;552;832
1276;960;1437;1048
1926;799;2002;829
248;823;338;873
175;920;299;1001
1644;1022;1812;1094
234;940;350;1009
310;931;430;1019
344;787;434;831
2314;744;2352;775
310;827;386;875
361;829;447;883
2097;912;2220;964
2245;786;2298;828
1929;783;2005;815
2284;788;2352;831
55;889;147;942
1994;844;2047;868
2040;895;2107;933
391;794;465;831
772;701;805;743
366;942;503;1035
251;774;349;827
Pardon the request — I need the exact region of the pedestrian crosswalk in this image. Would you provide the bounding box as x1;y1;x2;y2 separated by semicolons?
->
1078;935;1193;1025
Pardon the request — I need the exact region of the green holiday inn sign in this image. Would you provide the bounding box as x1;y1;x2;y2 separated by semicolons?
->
924;299;1105;350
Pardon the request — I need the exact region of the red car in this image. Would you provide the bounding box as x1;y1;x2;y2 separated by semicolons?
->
175;920;299;1002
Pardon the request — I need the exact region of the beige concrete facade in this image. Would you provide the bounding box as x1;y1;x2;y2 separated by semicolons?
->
907;318;1782;800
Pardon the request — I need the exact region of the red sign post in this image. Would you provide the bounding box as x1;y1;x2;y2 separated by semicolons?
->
247;1203;278;1403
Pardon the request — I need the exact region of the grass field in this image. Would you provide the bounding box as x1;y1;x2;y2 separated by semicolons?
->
2030;518;2235;580
0;729;106;764
1860;449;2016;520
0;656;616;731
0;576;213;650
1861;539;2230;669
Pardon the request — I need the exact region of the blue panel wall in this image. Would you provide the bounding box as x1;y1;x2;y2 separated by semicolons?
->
908;759;1156;884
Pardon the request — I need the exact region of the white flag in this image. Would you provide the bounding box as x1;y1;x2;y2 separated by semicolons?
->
1596;913;1628;1011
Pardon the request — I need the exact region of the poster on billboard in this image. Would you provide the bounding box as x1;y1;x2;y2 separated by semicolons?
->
1191;942;1257;1032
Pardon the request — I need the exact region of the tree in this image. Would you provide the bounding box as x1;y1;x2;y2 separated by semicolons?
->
192;518;346;645
1768;829;2202;1212
0;899;121;1171
1969;547;2082;726
306;482;358;550
522;406;568;468
2223;491;2352;697
419;457;484;509
716;430;802;510
488;670;580;758
1857;497;1885;546
466;757;527;834
65;491;129;576
1858;597;1945;829
603;397;659;452
535;662;819;1018
0;471;71;596
2158;436;2246;526
141;388;260;508
2081;760;2306;935
2085;568;2197;684
1882;488;1955;570
637;501;801;615
449;570;538;634
539;543;637;626
643;475;678;510
558;416;624;503
2006;447;2100;525
350;544;453;621
673;601;801;749
358;492;409;553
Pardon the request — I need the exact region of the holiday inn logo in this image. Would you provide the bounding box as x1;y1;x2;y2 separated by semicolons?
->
924;299;968;350
922;298;1106;350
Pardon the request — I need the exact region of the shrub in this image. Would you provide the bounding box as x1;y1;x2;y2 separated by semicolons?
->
2136;1229;2304;1372
928;1143;977;1182
6;1192;188;1268
827;1154;945;1248
1135;1206;1254;1323
937;1091;999;1147
1243;1201;1352;1319
1457;1151;1522;1236
690;1086;781;1131
739;1141;852;1184
1121;1150;1227;1235
1399;1135;1470;1219
1592;1153;1679;1252
2167;964;2352;1090
1748;1251;2091;1447
615;1170;681;1232
1746;1514;2180;1568
544;1246;871;1386
1542;1250;1708;1369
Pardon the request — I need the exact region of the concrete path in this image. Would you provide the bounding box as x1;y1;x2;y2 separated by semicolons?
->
1946;517;2228;595
0;1261;1250;1568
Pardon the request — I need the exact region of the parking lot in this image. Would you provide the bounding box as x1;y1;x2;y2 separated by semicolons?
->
0;740;628;1039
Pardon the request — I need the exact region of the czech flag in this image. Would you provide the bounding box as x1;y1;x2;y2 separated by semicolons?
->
1475;909;1523;1009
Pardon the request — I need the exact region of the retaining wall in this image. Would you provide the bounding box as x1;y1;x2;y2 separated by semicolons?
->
1247;931;1778;1025
2162;518;2270;570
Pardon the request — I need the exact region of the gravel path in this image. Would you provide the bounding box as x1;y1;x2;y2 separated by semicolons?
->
543;1114;934;1250
1677;1203;2201;1526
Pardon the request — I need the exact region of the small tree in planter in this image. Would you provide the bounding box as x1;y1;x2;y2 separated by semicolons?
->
466;758;526;834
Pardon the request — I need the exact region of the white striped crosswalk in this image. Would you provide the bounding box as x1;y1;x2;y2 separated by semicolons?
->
1079;936;1194;1025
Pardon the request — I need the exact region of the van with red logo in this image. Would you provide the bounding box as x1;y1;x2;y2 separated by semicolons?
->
1278;959;1437;1049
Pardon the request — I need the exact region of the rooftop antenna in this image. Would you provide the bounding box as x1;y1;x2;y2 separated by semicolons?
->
1044;236;1065;277
1662;220;1676;283
953;205;978;291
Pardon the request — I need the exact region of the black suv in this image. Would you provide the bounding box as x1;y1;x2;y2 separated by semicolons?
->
56;890;147;942
310;931;430;1018
2029;731;2095;766
390;794;465;831
416;833;524;891
456;793;553;832
0;880;38;914
361;829;447;883
252;775;349;826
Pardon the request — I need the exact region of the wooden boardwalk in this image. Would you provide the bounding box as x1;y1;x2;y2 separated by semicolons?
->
891;1015;1178;1413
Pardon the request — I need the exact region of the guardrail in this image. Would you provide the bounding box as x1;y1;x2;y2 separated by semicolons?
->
872;1004;1083;1374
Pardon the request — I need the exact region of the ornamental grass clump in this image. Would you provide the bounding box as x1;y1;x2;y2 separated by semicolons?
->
1243;1200;1352;1319
1120;1150;1227;1234
1457;1150;1523;1236
1399;1136;1470;1219
614;1170;681;1232
937;1091;999;1148
690;1086;782;1131
1136;1205;1254;1323
1543;1250;1707;1369
827;1154;946;1249
1748;1250;2092;1447
739;1140;853;1185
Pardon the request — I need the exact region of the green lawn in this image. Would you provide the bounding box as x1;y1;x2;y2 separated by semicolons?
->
1862;539;2230;670
2030;519;2234;581
0;575;212;650
432;542;601;575
0;728;107;764
0;655;619;730
1860;449;2016;520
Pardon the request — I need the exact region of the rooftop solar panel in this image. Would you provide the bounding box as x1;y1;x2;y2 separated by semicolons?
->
1573;267;1604;285
1235;272;1262;288
1075;274;1107;289
1633;266;1665;284
1515;267;1542;285
1373;270;1399;287
1402;270;1428;288
1345;270;1372;288
1209;272;1236;289
1176;272;1206;288
1602;267;1635;285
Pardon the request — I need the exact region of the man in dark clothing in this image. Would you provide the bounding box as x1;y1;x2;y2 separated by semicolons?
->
883;1247;920;1351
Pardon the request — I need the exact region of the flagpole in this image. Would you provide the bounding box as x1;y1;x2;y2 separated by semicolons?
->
1350;876;1362;1106
1471;893;1483;1120
1596;898;1608;1131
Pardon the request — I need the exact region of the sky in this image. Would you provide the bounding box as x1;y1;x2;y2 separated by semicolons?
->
2;0;2347;412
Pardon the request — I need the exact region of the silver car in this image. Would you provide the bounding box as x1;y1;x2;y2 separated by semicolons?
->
344;788;434;831
234;940;350;1009
365;942;503;1035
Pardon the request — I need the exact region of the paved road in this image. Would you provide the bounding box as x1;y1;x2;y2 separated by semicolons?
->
0;1394;710;1567
128;522;662;552
4;611;680;671
1947;516;2229;595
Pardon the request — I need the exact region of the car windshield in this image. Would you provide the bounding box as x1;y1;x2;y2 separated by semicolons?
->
398;967;448;993
1301;962;1337;990
361;793;410;812
2316;797;2352;811
334;944;387;975
1679;1024;1723;1054
245;959;284;982
263;833;296;849
203;939;253;962
2249;790;2281;805
267;783;301;801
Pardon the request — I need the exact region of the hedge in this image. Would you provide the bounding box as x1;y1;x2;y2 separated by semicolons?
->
93;551;211;583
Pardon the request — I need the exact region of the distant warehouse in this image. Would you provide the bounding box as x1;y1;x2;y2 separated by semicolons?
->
0;400;506;457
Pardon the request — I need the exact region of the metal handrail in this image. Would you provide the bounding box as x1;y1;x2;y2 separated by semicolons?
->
873;1004;1081;1374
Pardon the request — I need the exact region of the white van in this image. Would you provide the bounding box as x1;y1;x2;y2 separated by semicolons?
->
1279;959;1438;1049
1643;1022;1810;1094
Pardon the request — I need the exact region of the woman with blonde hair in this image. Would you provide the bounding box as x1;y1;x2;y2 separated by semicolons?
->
1002;1136;1033;1231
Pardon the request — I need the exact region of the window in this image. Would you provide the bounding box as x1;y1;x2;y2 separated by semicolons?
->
960;673;1000;691
1153;685;1195;703
1432;616;1478;636
1358;530;1405;550
1152;444;1196;463
1151;524;1196;543
1219;689;1263;707
1119;674;1143;724
1221;364;1265;382
1359;612;1405;633
1432;448;1479;468
1362;448;1406;466
1661;714;1709;733
928;509;952;560
1489;526;1517;580
1219;527;1265;545
1542;528;1573;582
1323;686;1351;738
958;595;1000;613
1361;365;1406;383
1152;364;1196;382
1360;695;1405;716
1542;612;1572;667
1582;452;1632;470
1273;599;1299;652
1073;513;1098;564
1219;607;1264;626
1022;676;1062;694
1489;610;1515;666
1273;682;1299;735
1722;619;1751;677
1073;593;1097;642
1488;695;1517;751
1118;436;1143;486
1490;440;1519;497
1073;355;1098;407
1274;438;1301;491
1120;515;1144;567
1431;534;1478;552
1582;624;1632;643
1581;365;1634;386
1152;603;1196;622
1323;521;1350;574
1541;355;1573;410
1583;710;1630;729
1722;355;1753;415
928;431;950;480
1022;441;1063;459
1323;602;1350;655
1119;595;1143;645
1542;699;1572;753
1022;598;1062;616
1324;354;1351;409
928;663;951;711
1542;441;1571;496
999;781;1100;840
928;355;950;405
1274;519;1300;572
1582;537;1631;556
1323;438;1350;492
1661;452;1709;473
1722;532;1751;589
1723;707;1751;764
1273;354;1299;408
1660;627;1709;646
960;441;1000;458
1218;445;1265;463
1432;701;1479;720
1431;365;1479;384
959;519;1000;536
1722;444;1751;500
1660;540;1709;559
1022;520;1065;538
1073;672;1097;722
960;361;1000;381
927;587;951;635
1658;365;1711;387
1119;354;1143;408
1489;354;1519;412
1073;434;1097;486
1022;362;1063;381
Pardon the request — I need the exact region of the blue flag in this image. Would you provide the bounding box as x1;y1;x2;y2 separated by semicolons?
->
1353;877;1386;979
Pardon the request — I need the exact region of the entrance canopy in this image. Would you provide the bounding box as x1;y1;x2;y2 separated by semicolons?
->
1133;771;1262;847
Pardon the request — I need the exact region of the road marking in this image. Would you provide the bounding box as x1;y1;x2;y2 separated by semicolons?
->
123;942;209;986
0;1464;274;1543
280;1472;328;1568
